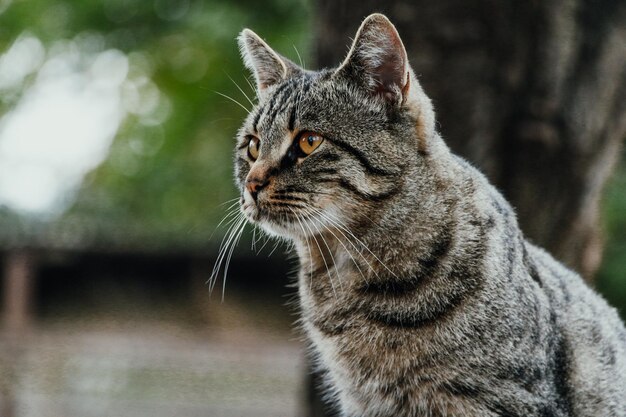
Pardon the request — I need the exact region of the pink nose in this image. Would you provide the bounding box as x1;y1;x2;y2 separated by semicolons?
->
246;177;269;199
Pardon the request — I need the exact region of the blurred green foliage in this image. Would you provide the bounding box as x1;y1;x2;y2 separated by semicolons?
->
0;0;311;251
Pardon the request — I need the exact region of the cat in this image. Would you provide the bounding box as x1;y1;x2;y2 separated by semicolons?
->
232;13;626;417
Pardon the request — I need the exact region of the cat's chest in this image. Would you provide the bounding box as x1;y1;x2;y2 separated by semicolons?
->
303;317;496;417
297;261;500;417
299;271;437;407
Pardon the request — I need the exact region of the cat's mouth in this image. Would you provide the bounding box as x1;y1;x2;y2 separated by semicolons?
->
240;190;327;239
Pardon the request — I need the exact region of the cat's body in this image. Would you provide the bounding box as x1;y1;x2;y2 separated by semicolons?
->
298;147;626;416
233;14;626;417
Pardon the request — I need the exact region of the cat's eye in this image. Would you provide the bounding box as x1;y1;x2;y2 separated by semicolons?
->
247;136;260;160
298;132;324;155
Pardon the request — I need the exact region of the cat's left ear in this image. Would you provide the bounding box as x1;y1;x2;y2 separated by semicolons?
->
238;29;301;99
336;14;410;106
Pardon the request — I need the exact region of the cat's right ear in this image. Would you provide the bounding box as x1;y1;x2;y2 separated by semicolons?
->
336;14;410;106
238;29;300;100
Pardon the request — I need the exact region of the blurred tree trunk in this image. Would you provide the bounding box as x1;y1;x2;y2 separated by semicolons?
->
306;0;626;414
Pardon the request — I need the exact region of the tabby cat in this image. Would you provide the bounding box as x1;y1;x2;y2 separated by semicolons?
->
231;13;626;417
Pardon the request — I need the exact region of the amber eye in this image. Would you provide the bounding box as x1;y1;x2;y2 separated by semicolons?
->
298;132;324;155
247;136;260;160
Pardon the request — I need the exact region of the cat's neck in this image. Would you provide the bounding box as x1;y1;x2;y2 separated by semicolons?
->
293;143;509;334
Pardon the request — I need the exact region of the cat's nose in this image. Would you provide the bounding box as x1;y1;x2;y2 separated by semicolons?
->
246;177;269;200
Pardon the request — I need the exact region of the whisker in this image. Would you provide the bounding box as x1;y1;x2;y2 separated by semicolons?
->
208;207;243;244
214;90;250;113
267;239;282;257
299;212;338;298
210;214;246;291
304;207;377;277
208;200;241;241
256;232;273;254
242;73;257;99
291;209;314;290
292;44;304;68
307;216;343;291
253;225;264;249
222;217;248;301
309;207;397;278
225;72;255;107
217;197;240;208
309;213;368;285
215;205;242;229
213;212;244;268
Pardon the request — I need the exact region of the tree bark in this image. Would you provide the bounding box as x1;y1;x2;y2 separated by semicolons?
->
308;0;626;414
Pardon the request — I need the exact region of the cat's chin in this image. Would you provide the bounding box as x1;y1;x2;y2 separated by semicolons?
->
255;220;301;240
241;203;303;241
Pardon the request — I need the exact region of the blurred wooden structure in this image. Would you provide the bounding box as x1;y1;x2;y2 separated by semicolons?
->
0;248;208;333
0;247;290;335
2;250;35;331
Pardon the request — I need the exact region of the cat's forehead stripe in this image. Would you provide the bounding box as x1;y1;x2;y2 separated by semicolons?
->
262;79;295;125
268;81;298;121
288;105;296;131
257;75;311;133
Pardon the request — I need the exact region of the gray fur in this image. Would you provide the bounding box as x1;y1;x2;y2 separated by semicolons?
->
233;13;626;417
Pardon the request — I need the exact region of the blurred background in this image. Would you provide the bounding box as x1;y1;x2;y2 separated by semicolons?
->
0;0;624;416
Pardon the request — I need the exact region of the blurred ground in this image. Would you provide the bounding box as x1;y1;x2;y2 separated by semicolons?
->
0;322;304;417
0;261;306;417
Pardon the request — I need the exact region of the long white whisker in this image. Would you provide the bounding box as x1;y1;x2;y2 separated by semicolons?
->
222;218;247;301
299;212;337;298
308;215;343;291
210;214;246;290
291;209;315;290
226;73;255;107
214;90;250;113
267;239;282;257
309;207;397;278
221;202;241;217
220;210;245;250
212;213;244;278
309;213;368;284
215;205;242;230
208;200;241;241
242;74;257;99
254;225;266;251
292;44;304;67
217;197;240;208
319;210;390;275
305;207;378;278
256;232;273;254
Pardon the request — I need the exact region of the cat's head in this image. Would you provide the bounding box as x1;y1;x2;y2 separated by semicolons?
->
234;14;437;239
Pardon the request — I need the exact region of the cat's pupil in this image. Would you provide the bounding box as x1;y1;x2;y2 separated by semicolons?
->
308;136;314;145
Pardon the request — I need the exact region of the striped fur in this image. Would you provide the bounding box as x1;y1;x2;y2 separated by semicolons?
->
234;14;626;417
